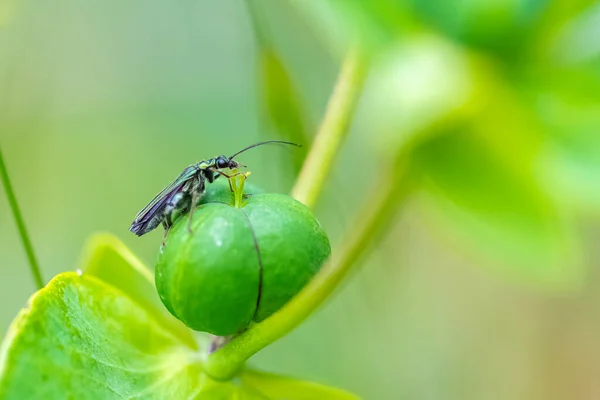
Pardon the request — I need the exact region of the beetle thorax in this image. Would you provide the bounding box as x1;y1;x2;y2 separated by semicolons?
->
197;159;215;170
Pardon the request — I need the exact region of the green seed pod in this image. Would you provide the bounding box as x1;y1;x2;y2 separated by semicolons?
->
155;180;331;336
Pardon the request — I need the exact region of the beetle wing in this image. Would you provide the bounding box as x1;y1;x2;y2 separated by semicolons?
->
131;165;198;225
129;183;188;236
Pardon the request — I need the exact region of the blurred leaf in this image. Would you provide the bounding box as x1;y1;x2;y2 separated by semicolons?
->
533;0;599;54
413;129;582;288
244;0;309;171
539;0;598;24
545;2;600;65
292;0;551;58
360;35;477;152
79;233;198;350
241;369;360;400
259;47;309;170
527;67;600;212
392;49;586;288
290;0;413;53
407;0;549;57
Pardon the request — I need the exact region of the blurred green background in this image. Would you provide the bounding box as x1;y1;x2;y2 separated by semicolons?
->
2;0;600;398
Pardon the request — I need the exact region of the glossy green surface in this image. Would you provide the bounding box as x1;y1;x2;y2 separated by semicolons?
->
243;195;331;322
157;203;261;336
0;273;205;399
156;183;330;335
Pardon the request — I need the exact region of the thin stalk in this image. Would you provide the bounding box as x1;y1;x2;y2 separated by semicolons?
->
0;146;44;289
291;49;368;208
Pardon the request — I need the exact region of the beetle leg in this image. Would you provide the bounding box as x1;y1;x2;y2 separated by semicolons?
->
161;190;189;246
161;220;170;247
187;176;206;234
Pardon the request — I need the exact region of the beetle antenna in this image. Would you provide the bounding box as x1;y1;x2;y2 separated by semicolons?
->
229;140;301;160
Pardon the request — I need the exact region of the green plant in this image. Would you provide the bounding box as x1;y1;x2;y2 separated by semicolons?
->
156;179;331;336
0;48;374;398
2;1;599;398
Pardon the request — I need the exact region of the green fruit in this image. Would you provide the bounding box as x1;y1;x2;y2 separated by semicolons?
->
155;180;331;336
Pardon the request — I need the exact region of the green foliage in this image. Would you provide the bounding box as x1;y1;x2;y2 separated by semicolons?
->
290;0;599;289
414;130;581;287
408;0;549;55
291;0;412;52
156;181;331;335
293;0;595;57
241;370;360;400
245;0;310;170
0;236;352;399
3;1;600;398
0;273;204;399
259;48;310;168
293;0;550;54
80;233;198;349
525;67;600;211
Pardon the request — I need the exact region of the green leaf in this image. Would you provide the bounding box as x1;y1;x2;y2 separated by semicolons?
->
241;369;360;400
244;0;309;169
292;0;550;56
259;47;309;169
533;0;598;53
413;129;582;288
408;0;548;56
540;122;600;213
0;273;357;398
523;67;600;213
291;0;412;53
78;233;198;350
359;35;477;148
0;273;209;399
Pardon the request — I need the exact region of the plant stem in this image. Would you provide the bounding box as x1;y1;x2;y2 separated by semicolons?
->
291;49;368;208
0;145;44;289
205;39;478;378
205;154;415;379
206;50;374;379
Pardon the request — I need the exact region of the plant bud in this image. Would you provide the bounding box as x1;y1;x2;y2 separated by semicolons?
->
155;180;330;336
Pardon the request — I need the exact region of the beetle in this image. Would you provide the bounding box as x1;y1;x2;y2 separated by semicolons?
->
129;140;300;241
